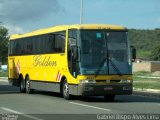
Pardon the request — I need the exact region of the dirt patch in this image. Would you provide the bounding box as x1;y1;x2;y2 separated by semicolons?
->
152;71;160;76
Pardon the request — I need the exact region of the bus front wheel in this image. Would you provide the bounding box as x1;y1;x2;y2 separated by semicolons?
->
62;80;71;100
25;76;33;94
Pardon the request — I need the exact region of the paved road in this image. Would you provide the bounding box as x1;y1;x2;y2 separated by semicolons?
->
0;79;160;120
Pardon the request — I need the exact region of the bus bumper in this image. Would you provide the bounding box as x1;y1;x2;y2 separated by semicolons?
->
77;83;132;96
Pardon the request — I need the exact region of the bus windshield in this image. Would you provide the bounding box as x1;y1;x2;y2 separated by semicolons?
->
79;30;132;75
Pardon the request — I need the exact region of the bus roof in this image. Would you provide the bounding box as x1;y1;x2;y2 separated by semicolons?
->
10;24;127;40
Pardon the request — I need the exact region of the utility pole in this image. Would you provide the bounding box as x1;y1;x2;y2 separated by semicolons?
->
80;0;83;24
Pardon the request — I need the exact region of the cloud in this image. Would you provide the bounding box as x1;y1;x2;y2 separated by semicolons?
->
0;0;64;24
4;24;26;35
0;0;65;34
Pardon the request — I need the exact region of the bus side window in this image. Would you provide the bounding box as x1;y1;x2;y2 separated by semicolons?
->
48;35;55;53
54;31;66;53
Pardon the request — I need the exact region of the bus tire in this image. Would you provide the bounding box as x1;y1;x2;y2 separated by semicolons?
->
25;76;33;94
104;94;115;101
19;75;25;93
62;80;71;100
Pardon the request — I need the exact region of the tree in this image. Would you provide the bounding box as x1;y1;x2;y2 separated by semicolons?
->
150;45;160;61
0;26;9;64
129;28;160;60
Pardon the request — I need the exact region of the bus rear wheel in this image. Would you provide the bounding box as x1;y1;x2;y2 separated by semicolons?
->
19;76;25;93
25;76;33;94
104;94;115;101
62;80;71;100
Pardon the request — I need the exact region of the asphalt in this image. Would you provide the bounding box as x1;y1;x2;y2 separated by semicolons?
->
0;78;160;120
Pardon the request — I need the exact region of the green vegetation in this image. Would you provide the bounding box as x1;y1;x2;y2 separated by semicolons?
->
150;45;160;60
133;77;160;89
137;50;151;59
133;71;151;76
0;71;8;77
129;28;160;60
0;26;9;64
133;71;160;89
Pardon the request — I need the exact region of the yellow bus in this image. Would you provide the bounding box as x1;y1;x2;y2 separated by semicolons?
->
8;24;135;100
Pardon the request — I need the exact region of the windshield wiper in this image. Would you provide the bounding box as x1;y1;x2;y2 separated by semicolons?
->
109;58;122;76
95;57;108;77
95;57;122;77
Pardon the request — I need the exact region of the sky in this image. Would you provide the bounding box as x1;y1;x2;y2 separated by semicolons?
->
0;0;160;34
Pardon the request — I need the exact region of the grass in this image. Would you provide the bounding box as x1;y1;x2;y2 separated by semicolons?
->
133;71;160;89
134;82;160;90
133;71;152;76
137;50;151;59
133;76;160;90
0;71;8;77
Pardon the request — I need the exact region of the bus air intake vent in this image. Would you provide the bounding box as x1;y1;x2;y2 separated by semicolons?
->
110;80;121;83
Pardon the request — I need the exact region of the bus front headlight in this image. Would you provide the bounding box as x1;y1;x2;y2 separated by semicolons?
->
121;80;132;83
79;80;96;84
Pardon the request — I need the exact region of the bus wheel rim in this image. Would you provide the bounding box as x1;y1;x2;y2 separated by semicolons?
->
20;80;23;89
26;80;30;91
64;83;69;97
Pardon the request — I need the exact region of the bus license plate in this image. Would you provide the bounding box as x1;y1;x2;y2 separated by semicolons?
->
104;87;113;91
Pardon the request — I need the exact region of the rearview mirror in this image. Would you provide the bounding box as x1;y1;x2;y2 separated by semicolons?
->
131;46;136;62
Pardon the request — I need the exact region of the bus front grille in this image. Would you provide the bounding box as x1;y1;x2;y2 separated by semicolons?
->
96;80;121;83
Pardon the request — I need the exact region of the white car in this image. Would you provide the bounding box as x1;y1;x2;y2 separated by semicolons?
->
0;65;7;71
